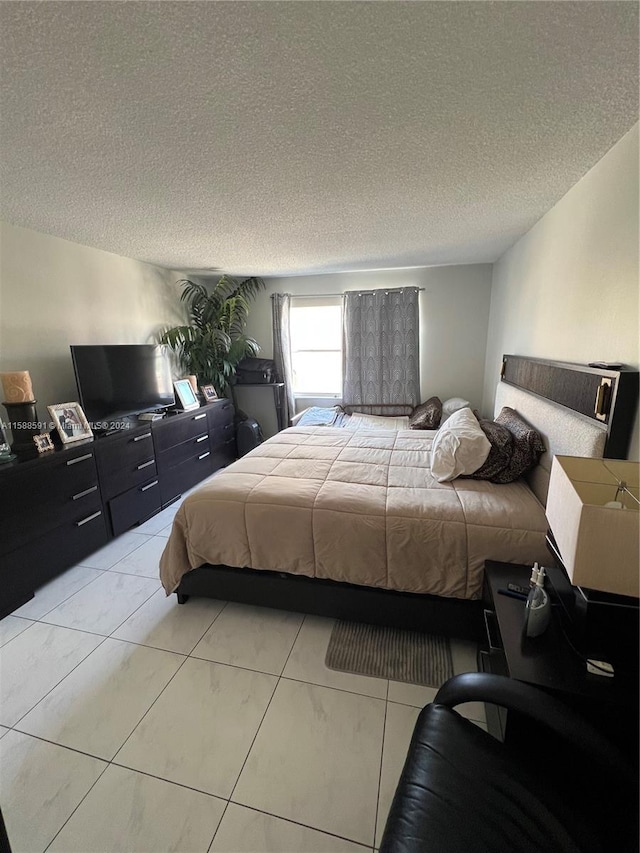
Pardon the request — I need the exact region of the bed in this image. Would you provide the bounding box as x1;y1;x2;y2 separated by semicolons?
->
159;356;638;641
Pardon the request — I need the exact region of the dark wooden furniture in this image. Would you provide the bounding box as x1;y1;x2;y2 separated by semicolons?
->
205;398;236;473
0;441;108;617
501;354;638;458
0;399;236;618
177;565;484;641
155;409;211;507
480;561;639;757
155;399;235;505
95;423;160;537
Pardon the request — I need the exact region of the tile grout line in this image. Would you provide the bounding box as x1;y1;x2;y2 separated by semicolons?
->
216;800;377;851
211;611;309;851
373;689;390;849
223;613;307;806
6;632;111;730
10;569;107;622
204;614;305;853
223;614;384;850
42;754;111;853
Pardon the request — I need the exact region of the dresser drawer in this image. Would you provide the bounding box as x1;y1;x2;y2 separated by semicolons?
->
160;449;213;506
1;505;108;607
210;435;236;471
109;477;161;536
157;434;210;474
0;448;100;549
209;420;235;448
96;430;156;495
153;411;209;453
206;400;234;430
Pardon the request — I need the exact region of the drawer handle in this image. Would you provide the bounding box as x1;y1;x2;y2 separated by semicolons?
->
483;608;502;652
133;433;152;442
137;460;155;470
76;510;102;527
193;413;206;421
196;435;208;443
140;480;159;492
223;424;232;431
67;453;93;466
198;451;210;460
72;485;98;500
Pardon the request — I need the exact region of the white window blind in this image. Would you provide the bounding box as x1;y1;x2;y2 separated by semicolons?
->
290;296;342;395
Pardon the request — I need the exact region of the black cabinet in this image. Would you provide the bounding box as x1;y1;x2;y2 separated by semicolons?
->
95;425;161;536
0;442;108;617
154;400;235;506
481;561;638;757
206;399;236;470
0;401;236;618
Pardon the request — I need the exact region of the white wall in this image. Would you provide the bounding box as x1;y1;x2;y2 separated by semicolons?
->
243;265;493;436
482;123;640;459
0;221;184;436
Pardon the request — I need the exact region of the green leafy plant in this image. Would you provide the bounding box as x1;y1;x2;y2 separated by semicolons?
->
160;276;266;396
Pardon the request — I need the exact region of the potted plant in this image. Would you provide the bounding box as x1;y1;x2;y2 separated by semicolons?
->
160;276;266;398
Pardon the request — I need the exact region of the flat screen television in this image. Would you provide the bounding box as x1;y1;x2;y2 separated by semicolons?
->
71;344;175;426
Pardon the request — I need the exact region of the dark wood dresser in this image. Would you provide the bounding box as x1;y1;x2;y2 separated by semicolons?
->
0;399;236;618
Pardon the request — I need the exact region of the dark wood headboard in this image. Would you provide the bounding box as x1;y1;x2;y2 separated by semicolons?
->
501;355;638;458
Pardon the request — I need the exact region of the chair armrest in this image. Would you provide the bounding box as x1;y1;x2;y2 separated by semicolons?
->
435;673;633;785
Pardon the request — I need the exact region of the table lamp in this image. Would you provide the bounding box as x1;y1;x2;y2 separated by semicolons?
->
1;370;40;458
545;456;639;599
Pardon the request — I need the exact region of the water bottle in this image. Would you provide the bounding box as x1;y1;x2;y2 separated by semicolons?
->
524;566;551;638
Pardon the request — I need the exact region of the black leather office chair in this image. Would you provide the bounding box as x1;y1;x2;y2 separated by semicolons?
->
380;673;638;853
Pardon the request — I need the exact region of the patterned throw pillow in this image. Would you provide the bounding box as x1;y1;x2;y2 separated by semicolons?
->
491;407;546;484
409;396;442;430
466;416;514;481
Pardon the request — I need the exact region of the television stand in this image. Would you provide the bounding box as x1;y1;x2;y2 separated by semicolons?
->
0;399;237;618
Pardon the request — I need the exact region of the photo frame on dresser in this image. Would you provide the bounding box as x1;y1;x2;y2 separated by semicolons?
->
33;432;55;454
174;379;200;412
47;402;93;444
200;384;218;403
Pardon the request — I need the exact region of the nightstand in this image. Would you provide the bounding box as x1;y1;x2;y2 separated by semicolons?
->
480;561;638;760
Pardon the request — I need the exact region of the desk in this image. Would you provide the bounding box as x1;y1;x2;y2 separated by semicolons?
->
481;561;638;759
233;383;286;433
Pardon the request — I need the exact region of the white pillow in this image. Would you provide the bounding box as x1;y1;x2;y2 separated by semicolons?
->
430;407;491;482
441;397;471;422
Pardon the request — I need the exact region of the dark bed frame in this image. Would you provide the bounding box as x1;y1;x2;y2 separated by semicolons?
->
175;356;638;642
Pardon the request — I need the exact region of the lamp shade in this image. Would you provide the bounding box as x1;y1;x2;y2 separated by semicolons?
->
546;456;639;598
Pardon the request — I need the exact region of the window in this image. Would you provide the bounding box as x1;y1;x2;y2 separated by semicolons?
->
290;296;342;395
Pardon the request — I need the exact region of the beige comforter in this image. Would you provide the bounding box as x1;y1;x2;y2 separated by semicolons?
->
160;426;548;600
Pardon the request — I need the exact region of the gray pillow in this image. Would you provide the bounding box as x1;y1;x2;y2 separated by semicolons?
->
409;396;442;430
465;416;514;481
491;407;546;483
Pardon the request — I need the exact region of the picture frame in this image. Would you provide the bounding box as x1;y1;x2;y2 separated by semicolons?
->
33;432;55;454
200;384;218;403
174;379;200;412
47;402;93;444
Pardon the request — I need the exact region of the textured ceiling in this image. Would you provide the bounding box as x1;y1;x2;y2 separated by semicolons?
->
0;2;638;277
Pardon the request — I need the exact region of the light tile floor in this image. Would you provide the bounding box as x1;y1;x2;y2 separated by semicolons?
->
0;512;486;853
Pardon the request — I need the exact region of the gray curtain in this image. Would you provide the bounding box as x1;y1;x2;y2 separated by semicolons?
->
271;293;296;426
342;287;420;407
